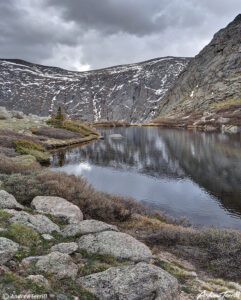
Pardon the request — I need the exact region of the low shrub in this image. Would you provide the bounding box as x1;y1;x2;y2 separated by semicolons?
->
0;146;17;157
14;139;46;152
6;223;41;247
0;153;41;174
146;224;241;281
0;170;146;222
0;129;46;149
0;209;11;226
13;139;50;163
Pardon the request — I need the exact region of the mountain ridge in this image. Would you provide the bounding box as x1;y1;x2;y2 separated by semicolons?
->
0;56;190;122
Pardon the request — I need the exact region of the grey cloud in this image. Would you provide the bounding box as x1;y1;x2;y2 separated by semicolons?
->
47;0;166;36
0;0;240;70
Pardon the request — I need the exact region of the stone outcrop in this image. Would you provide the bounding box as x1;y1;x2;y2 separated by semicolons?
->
77;262;179;300
7;210;60;233
31;196;83;224
0;190;24;209
0;237;19;263
0;190;181;299
61;220;119;237
0;57;190;122
50;242;78;254
35;252;78;279
78;231;152;262
157;14;241;117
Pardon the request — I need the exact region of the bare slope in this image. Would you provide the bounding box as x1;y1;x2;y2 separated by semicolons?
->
157;14;241;117
0;57;190;122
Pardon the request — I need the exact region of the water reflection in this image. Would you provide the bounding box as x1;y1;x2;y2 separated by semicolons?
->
51;127;241;229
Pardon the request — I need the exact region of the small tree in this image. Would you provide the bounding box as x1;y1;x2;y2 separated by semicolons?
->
55;106;66;124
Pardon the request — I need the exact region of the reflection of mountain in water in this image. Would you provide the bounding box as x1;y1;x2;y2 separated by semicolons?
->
51;127;241;217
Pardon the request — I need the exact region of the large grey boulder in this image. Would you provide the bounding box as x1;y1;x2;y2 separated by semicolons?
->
77;262;179;300
61;220;119;237
32;196;83;224
35;252;78;279
78;231;152;262
8;211;60;234
0;190;24;210
0;237;19;264
50;242;78;254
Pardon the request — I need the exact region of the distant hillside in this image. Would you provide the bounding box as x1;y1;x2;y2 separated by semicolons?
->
0;57;190;122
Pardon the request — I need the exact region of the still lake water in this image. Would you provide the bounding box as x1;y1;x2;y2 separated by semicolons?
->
51;127;241;229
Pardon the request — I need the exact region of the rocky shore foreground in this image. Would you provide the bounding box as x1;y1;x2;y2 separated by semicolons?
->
1;191;241;300
0;190;179;299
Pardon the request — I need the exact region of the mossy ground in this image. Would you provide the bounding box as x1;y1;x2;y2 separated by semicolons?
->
14;139;50;163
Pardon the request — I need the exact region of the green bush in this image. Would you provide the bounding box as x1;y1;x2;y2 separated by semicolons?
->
0;209;11;226
14;139;46;152
7;223;40;247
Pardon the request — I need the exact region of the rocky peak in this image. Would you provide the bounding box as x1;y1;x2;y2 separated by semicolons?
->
157;14;241;117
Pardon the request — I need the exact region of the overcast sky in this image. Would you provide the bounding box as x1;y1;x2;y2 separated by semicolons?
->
0;0;240;71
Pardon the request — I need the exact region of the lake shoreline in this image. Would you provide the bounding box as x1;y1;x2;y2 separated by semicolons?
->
1;110;241;298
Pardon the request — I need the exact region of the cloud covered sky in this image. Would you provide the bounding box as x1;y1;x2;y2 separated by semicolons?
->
0;0;240;71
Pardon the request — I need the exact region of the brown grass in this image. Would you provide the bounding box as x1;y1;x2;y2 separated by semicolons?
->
0;153;41;174
0;129;46;149
32;126;81;140
93;121;130;127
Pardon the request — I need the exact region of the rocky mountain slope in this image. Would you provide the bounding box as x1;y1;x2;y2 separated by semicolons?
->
0;57;190;122
157;14;241;117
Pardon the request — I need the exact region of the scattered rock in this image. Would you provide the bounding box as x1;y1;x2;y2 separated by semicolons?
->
78;231;152;262
222;125;241;134
217;117;230;124
51;242;78;254
36;252;78;279
8;211;60;234
0;264;11;275
77;262;179;300
22;256;42;267
42;234;54;240
32;196;83;224
0;237;19;263
61;220;119;237
0;190;24;210
56;295;71;300
27;275;50;287
109;134;123;139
